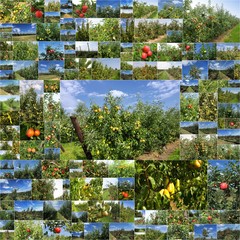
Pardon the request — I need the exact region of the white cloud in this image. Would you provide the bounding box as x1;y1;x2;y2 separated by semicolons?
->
61;80;85;95
109;90;128;98
88;92;106;97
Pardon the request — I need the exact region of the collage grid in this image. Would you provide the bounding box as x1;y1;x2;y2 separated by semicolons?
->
0;0;240;239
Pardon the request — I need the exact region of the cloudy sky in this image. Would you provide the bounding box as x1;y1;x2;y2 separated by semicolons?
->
60;80;180;113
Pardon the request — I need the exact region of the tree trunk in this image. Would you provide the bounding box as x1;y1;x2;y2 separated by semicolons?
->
70;116;93;160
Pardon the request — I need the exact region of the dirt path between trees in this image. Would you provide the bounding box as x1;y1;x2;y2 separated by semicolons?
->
148;35;166;43
137;140;180;160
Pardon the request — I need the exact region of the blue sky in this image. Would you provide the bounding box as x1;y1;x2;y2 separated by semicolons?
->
209;61;234;70
60;80;180;113
39;60;64;73
44;200;68;211
159;0;183;10
0;160;13;168
0;80;19;87
0;179;31;194
44;148;61;154
121;0;132;7
61;29;76;35
121;43;132;48
97;0;120;8
120;200;134;209
180;121;198;127
15;200;43;212
217;43;240;51
218;103;239;111
199;122;217;129
44;224;72;237
45;12;60;17
13;61;35;71
39;41;64;55
195;43;215;54
218;129;240;136
110;222;134;231
147;225;168;233
191;0;240;18
84;223;104;235
61;18;75;24
181;80;198;86
0;169;14;177
194;224;217;239
76;41;98;51
182;60;208;80
220;88;240;94
0;220;13;229
12;24;36;34
118;177;134;186
14;160;40;170
75;18;87;27
103;178;118;188
217;224;240;232
136;0;157;6
208;160;238;171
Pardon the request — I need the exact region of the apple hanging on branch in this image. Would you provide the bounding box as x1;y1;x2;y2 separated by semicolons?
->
219;182;228;190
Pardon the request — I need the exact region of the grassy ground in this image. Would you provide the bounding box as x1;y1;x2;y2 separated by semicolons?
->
168;148;180;160
12;35;36;41
38;74;60;80
224;23;240;42
60;142;86;161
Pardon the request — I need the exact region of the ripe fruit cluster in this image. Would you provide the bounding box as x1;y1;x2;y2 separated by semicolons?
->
141;45;153;60
31;6;43;18
76;4;88;18
26;128;41;138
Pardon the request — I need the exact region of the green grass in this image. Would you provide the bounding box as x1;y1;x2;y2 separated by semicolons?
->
168;148;180;160
60;142;86;161
224;23;240;42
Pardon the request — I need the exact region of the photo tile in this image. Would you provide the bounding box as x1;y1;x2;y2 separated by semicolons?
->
0;0;239;238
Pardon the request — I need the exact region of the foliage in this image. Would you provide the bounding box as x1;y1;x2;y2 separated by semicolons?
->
121;19;134;42
45;0;60;12
66;94;179;159
76;20;89;41
133;64;158;80
14;220;43;240
183;0;239;42
13;42;38;60
135;160;207;210
158;4;183;18
180;94;199;121
37;23;60;41
89;18;120;41
97;5;120;18
199;93;217;121
208;161;239;210
158;44;182;61
180;135;217;160
133;0;158;18
134;20;166;42
98;42;120;58
92;60;120;80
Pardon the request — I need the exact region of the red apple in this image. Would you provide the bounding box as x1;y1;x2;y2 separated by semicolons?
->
122;192;129;198
35;10;43;18
26;228;31;233
220;182;228;190
76;9;81;14
31;6;36;12
82;5;88;11
79;13;85;18
207;216;212;221
142;45;150;53
54;227;61;233
82;9;87;13
141;52;148;60
229;122;235;126
147;51;153;57
185;45;191;51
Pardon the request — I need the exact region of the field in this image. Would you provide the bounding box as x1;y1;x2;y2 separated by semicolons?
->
12;35;36;41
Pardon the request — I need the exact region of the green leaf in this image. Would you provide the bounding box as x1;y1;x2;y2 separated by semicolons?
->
148;176;156;189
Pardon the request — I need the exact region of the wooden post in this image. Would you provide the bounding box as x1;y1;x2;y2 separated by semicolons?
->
70;116;93;160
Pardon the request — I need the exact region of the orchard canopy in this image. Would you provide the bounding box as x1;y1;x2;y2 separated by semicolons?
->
60;93;179;160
